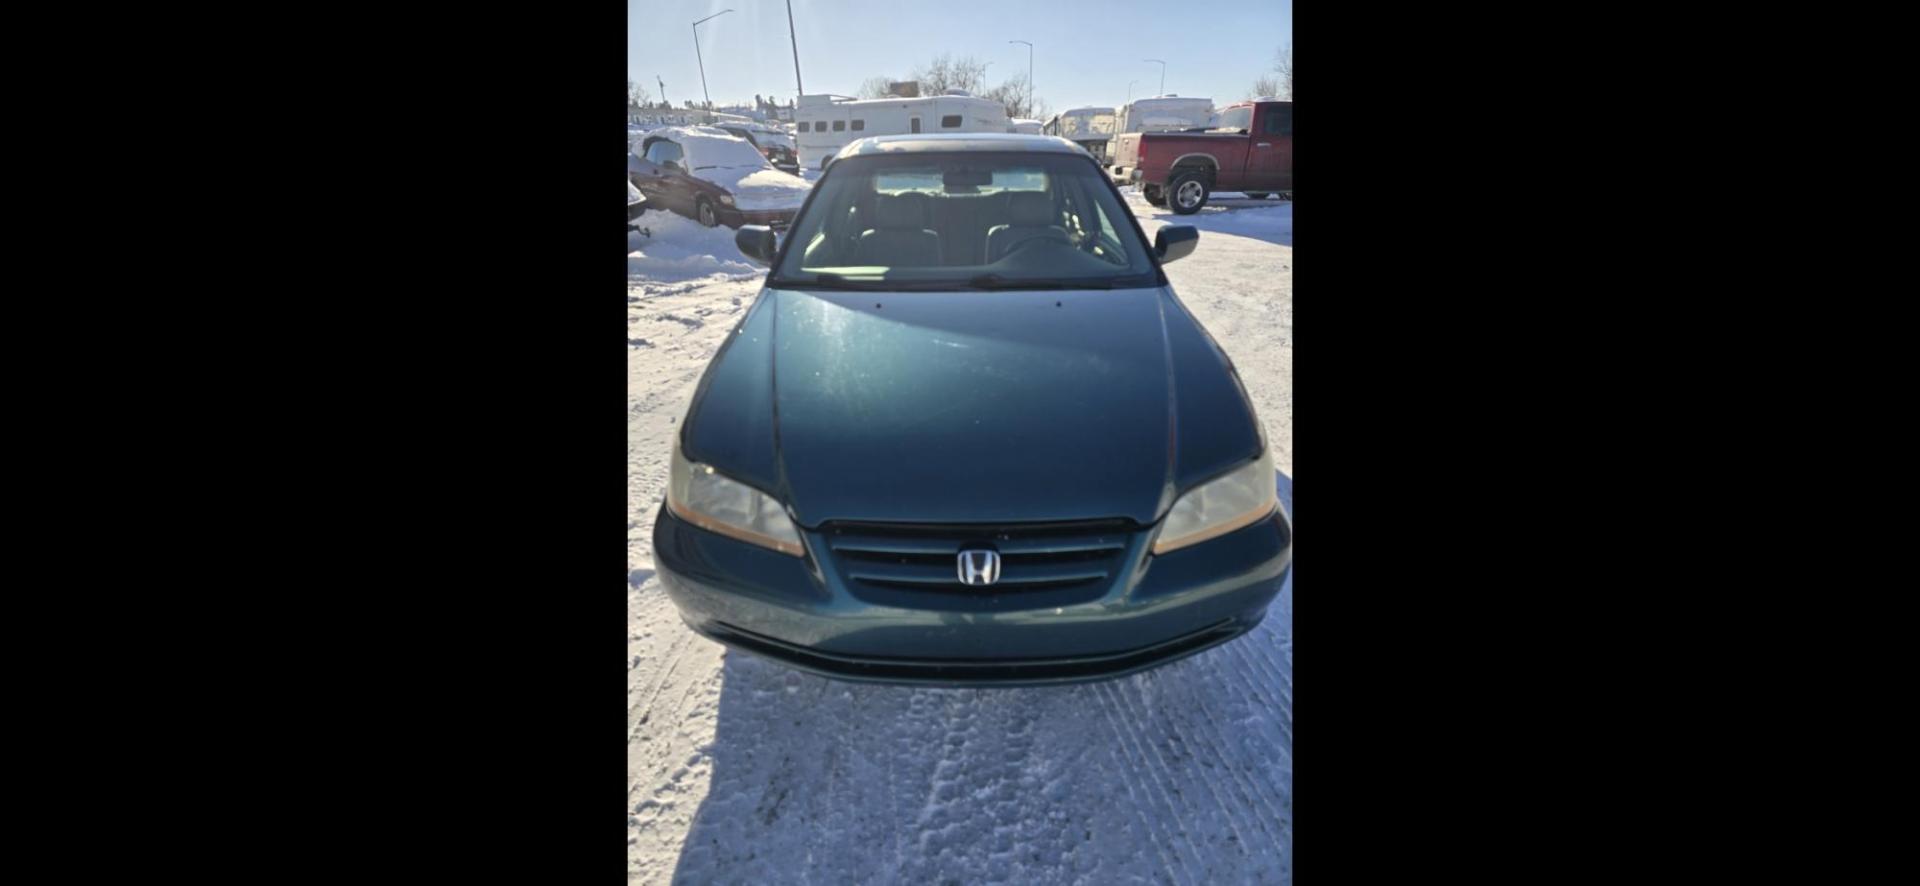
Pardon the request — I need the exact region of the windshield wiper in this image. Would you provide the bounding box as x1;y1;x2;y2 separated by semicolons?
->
966;274;1118;290
771;272;894;290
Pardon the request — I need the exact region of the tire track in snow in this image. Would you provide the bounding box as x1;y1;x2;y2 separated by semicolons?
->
628;626;694;740
1098;677;1249;885
1104;674;1266;875
1087;682;1202;886
1172;654;1292;859
1226;631;1294;750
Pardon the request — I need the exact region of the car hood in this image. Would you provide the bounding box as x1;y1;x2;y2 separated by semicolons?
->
680;285;1264;529
693;166;810;211
773;286;1174;526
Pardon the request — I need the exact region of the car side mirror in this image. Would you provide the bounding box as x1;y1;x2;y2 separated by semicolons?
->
1155;225;1199;264
735;225;777;266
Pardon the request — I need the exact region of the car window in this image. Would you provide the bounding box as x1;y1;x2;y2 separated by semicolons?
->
769;152;1157;291
645;140;683;166
1215;106;1254;131
1264;106;1292;136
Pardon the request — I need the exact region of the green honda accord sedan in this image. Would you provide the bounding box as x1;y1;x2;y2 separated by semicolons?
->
653;133;1291;686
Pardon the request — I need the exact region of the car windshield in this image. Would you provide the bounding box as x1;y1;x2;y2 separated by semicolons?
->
768;152;1158;291
682;132;771;171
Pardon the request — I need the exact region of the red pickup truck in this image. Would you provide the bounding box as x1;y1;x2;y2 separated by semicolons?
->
1114;100;1292;214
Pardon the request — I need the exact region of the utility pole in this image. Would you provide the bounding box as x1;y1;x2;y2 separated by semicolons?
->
786;0;804;96
1144;58;1166;96
656;75;668;109
692;9;734;111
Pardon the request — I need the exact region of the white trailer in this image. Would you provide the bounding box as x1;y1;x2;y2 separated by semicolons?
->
793;91;1010;170
1107;95;1215;181
1044;107;1117;161
1114;95;1215;135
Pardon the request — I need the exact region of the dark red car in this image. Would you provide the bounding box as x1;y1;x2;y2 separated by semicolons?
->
631;127;812;229
1119;100;1292;214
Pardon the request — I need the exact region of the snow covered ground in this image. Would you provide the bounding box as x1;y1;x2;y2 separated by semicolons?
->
628;190;1292;885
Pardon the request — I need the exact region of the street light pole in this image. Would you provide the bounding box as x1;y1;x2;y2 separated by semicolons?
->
1010;40;1033;117
785;0;803;96
657;75;669;109
1127;80;1138;103
1144;58;1166;96
692;9;734;111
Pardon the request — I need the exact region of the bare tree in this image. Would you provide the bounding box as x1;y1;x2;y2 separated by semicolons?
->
628;79;651;109
1250;75;1280;99
1275;44;1292;99
983;72;1049;120
910;53;990;95
858;77;897;99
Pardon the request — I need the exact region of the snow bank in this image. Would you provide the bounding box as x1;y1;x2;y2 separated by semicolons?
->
628;210;761;285
1127;192;1293;247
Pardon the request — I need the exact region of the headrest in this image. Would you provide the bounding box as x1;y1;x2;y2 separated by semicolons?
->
873;193;930;230
1007;191;1053;226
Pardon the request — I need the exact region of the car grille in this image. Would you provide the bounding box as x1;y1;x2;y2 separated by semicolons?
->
821;519;1134;593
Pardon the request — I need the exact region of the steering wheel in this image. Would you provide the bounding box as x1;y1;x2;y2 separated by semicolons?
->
1000;234;1067;261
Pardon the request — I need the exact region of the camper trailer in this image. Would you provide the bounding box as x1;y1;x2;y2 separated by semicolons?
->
793;91;1010;170
1044;107;1118;161
1114;95;1215;135
1108;95;1216;182
1008;118;1044;135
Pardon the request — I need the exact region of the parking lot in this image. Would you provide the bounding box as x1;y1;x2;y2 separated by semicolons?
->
627;185;1292;884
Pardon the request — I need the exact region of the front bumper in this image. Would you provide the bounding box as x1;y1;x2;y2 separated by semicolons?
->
627;201;647;222
653;505;1291;686
716;206;796;230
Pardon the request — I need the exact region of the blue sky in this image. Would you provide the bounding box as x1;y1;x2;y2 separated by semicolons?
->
630;0;1290;114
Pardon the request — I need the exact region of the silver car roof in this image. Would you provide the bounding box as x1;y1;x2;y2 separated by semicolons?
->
834;133;1087;158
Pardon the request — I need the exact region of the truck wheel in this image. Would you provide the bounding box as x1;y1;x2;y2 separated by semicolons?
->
1142;185;1167;207
1167;170;1210;215
1244;192;1270;200
696;197;718;228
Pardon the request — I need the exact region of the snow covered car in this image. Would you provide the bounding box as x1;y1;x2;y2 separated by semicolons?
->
627;179;647;227
715;124;801;176
654;134;1291;686
632;127;811;229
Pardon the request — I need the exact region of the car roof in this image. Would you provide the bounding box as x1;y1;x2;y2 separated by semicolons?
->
642;125;745;142
835;133;1086;158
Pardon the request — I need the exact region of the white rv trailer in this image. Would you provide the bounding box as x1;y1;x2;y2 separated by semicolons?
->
1107;95;1216;181
1008;118;1044;135
1044;107;1117;161
793;91;1010;170
1113;95;1214;135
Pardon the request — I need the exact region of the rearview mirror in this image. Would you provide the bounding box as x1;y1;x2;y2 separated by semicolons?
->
1155;225;1199;264
943;168;992;189
735;225;777;266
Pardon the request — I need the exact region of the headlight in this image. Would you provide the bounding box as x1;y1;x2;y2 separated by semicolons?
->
718;194;736;206
667;440;804;556
1152;449;1278;555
